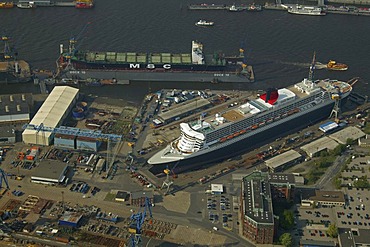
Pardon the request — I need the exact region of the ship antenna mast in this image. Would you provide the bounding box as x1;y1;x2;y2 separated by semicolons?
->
308;51;316;82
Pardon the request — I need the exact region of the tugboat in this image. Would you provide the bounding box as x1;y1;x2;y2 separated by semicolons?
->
0;2;14;8
327;60;348;71
195;20;214;27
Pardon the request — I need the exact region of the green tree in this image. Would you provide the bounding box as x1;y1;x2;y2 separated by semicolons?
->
279;233;293;247
346;138;355;145
326;223;338;238
331;144;346;156
280;210;294;230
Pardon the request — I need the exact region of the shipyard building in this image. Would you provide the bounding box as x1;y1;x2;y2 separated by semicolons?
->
22;86;79;146
240;171;296;244
0;93;32;123
264;149;303;173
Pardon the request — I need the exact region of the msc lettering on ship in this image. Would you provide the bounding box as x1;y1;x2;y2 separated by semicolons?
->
129;63;172;69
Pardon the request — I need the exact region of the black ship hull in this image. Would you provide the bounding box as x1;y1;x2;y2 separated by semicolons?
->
148;100;339;175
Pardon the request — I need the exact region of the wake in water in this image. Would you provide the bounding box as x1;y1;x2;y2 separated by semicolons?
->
275;60;327;70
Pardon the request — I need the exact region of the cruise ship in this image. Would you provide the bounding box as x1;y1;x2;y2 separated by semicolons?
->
288;6;326;16
148;60;352;174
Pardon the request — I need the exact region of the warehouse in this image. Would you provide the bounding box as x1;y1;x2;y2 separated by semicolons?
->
54;126;80;149
157;98;211;124
264;150;303;172
329;126;366;144
31;160;69;185
300;136;339;158
76;129;101;152
0;93;32;123
22;86;79;146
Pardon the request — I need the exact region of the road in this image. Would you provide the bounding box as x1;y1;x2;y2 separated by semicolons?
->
316;152;350;189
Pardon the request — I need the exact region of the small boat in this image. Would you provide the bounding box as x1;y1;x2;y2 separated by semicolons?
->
75;0;94;9
17;2;36;8
229;4;243;12
247;3;262;12
327;60;348;71
195;20;214;27
0;2;14;8
288;5;326;16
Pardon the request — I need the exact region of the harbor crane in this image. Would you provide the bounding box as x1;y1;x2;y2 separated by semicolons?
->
129;197;153;247
22;124;122;170
161;161;180;196
308;51;316;82
0;168;10;190
55;22;91;76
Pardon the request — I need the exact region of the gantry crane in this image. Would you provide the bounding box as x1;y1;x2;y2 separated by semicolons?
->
129;197;153;247
22;124;122;170
161;161;180;196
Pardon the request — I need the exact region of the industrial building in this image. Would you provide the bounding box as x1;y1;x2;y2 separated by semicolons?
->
358;135;370;147
30;160;69;185
115;191;129;202
319;121;339;133
300;136;339;158
264;150;303;172
240;171;296;244
58;213;83;228
339;228;370;247
22;86;79;146
157;98;211;124
268;173;296;200
210;184;223;194
329;126;366;145
76;129;102;152
0;93;32;123
299;189;345;207
0;125;16;143
241;171;276;244
54;126;80;149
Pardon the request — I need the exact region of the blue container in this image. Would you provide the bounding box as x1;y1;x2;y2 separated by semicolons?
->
72;108;85;120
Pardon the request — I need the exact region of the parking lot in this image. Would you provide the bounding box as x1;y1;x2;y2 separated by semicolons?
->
205;192;236;231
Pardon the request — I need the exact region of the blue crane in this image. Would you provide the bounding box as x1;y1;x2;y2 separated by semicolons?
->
66;22;91;59
0;168;10;190
129;197;153;247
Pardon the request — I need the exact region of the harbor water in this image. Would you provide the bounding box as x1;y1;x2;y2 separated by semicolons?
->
1;0;370;103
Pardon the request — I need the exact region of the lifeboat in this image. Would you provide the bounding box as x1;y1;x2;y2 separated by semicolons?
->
287;108;300;115
282;113;288;117
233;132;240;137
274;115;281;120
258;121;266;127
327;60;348;71
226;135;234;140
239;129;247;134
266;118;273;124
251;125;258;130
219;137;227;143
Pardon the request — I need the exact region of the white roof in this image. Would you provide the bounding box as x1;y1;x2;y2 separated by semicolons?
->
211;184;223;193
23;86;79;137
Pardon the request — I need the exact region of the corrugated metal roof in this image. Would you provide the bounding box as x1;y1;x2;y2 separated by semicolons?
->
319;121;338;133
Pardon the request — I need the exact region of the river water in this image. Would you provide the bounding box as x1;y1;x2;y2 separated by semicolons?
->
2;0;369;103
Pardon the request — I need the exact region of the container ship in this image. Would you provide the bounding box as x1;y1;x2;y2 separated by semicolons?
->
58;40;254;83
147;56;352;174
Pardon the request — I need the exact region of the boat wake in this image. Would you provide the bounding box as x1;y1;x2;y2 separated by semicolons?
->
276;60;327;69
